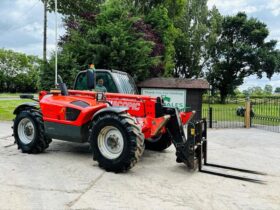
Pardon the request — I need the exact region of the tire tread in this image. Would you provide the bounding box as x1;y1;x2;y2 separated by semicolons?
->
89;112;144;172
14;109;52;154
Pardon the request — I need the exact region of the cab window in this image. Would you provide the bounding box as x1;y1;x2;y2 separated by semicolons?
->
96;72;118;93
74;71;118;93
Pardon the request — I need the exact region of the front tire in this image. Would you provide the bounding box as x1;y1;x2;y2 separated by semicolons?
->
13;109;52;154
89;113;144;172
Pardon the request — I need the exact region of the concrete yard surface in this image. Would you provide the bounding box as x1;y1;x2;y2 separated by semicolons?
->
0;121;13;139
0;124;279;210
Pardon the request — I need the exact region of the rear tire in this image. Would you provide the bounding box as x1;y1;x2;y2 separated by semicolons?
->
13;109;52;154
89;113;144;172
145;133;172;151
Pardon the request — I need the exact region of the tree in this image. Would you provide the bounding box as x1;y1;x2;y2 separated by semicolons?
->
42;0;182;84
242;86;265;96
42;0;163;87
250;86;264;96
173;3;222;79
144;5;179;76
44;0;221;82
173;0;208;78
275;87;280;94
43;0;103;17
39;51;80;90
207;13;280;103
233;88;244;97
0;49;40;93
264;84;273;95
132;0;185;19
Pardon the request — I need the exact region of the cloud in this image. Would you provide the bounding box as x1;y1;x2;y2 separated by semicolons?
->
207;0;262;14
0;0;64;58
266;0;280;16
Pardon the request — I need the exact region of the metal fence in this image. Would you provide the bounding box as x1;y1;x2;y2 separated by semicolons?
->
202;107;245;128
251;97;280;133
201;97;280;133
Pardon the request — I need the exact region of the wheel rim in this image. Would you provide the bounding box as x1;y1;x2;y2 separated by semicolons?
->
97;126;124;160
17;118;35;145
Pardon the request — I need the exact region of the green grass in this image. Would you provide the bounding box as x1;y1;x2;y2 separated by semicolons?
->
203;103;280;117
0;99;31;121
0;93;38;98
202;104;244;122
202;103;245;109
202;103;280;126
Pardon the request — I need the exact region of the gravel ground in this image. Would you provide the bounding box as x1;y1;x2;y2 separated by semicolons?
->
0;122;279;210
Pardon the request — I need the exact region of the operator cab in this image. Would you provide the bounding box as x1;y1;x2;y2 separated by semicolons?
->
74;69;138;94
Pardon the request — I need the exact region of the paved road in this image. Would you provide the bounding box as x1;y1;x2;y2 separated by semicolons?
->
0;97;20;100
0;121;13;138
0;122;280;210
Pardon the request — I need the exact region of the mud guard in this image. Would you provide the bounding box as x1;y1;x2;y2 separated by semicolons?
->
13;102;39;115
92;106;129;121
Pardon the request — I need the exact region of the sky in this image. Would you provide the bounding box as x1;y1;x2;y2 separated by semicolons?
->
0;0;64;57
0;0;279;91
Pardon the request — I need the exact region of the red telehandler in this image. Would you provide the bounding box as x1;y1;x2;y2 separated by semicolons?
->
12;69;264;182
13;69;204;172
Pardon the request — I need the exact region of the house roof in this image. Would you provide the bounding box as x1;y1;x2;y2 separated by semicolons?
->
137;77;209;90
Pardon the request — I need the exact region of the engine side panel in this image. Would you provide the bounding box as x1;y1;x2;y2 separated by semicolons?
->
44;121;90;143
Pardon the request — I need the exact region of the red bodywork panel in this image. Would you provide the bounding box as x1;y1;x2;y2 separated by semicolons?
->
40;94;107;126
39;90;194;139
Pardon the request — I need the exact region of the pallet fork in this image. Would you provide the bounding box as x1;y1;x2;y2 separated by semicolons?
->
168;111;266;184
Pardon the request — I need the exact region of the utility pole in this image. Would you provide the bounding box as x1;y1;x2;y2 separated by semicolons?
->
43;0;47;63
55;0;58;86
